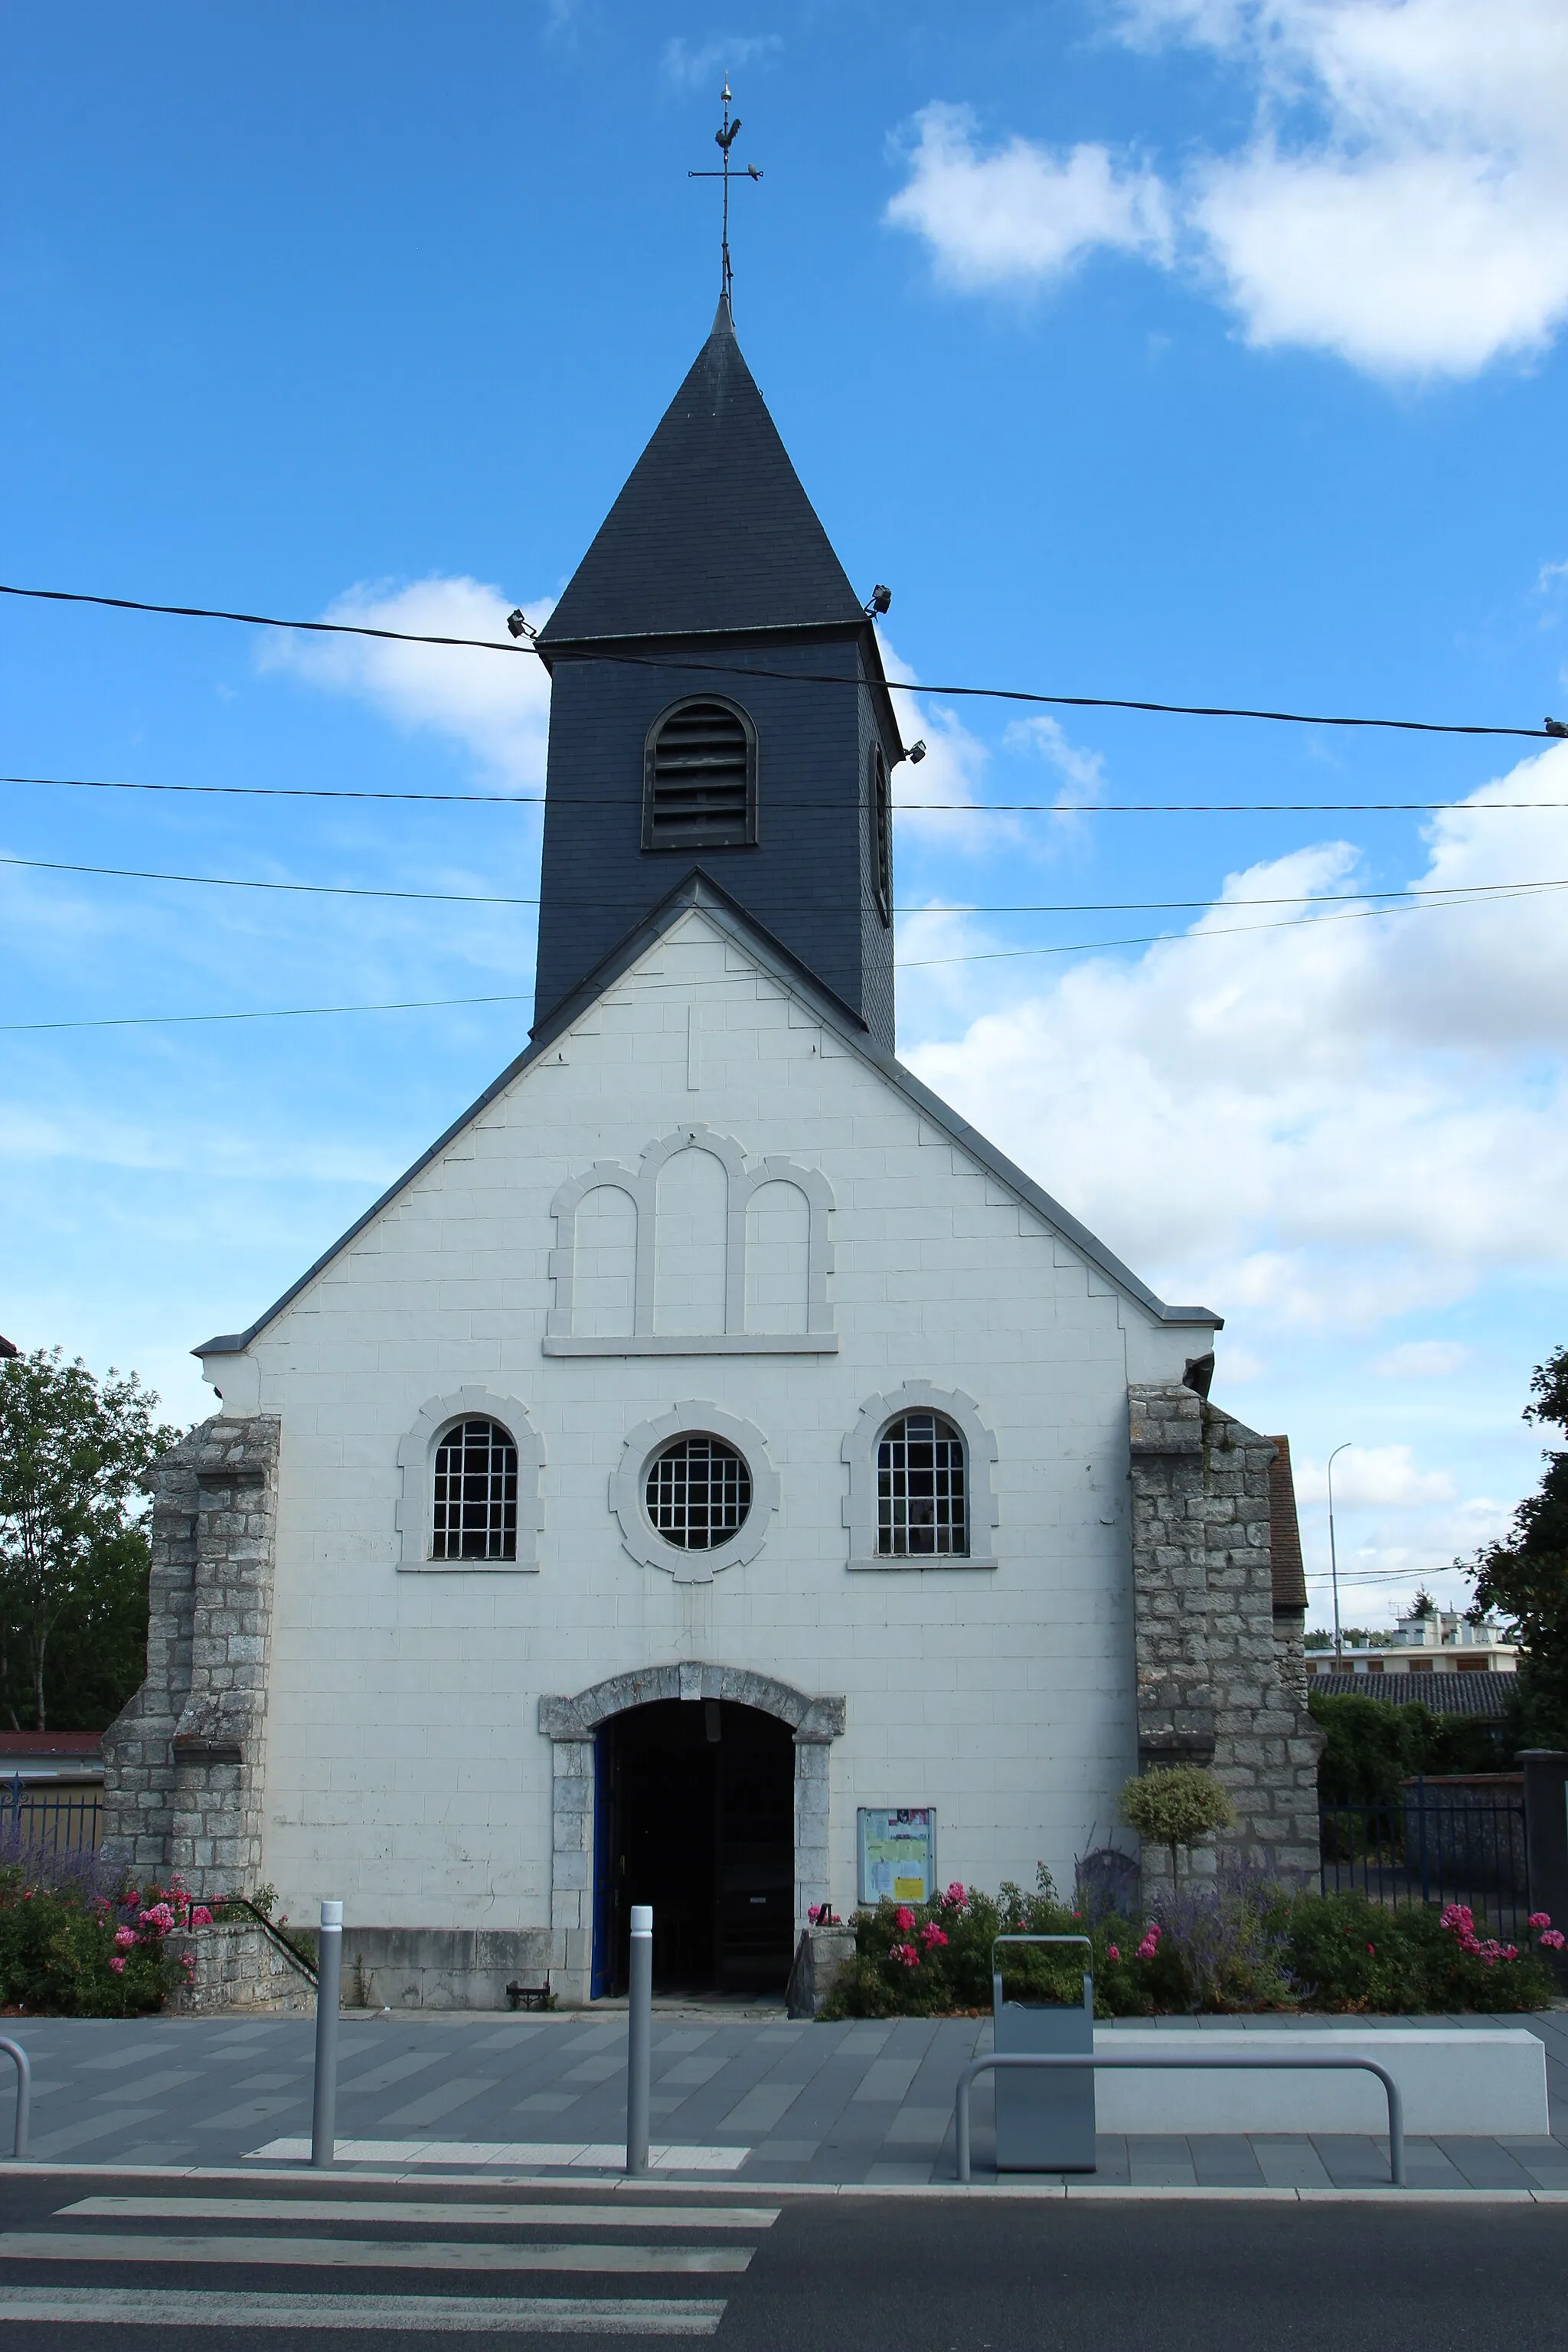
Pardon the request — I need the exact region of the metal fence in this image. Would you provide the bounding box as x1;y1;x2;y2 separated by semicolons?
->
0;1780;103;1862
1320;1776;1530;1939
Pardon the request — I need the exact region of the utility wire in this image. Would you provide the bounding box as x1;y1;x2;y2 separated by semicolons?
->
5;772;1568;815
0;580;1558;742
2;848;1563;915
2;882;1556;1032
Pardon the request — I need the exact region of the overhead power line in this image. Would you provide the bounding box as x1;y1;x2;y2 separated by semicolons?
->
3;884;1561;1031
5;772;1568;816
3;848;1564;916
1;580;1560;742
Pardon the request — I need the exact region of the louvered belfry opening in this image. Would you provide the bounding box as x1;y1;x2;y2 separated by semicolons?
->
644;697;756;851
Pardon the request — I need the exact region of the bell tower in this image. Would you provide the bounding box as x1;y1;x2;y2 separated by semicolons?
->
532;296;906;1048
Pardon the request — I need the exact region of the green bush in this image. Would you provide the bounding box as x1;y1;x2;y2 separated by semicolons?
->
1310;1691;1502;1804
0;1864;194;2017
1118;1768;1236;1882
817;1870;1558;2020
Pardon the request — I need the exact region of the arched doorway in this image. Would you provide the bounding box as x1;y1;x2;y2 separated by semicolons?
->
592;1699;795;1997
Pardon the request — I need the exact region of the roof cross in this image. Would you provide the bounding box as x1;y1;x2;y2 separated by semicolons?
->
687;80;763;309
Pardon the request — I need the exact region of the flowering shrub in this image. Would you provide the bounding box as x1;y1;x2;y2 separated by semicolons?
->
0;1864;197;2017
816;1865;1560;2020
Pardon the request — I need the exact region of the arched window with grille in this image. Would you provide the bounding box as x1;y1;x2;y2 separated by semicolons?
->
431;1417;519;1561
643;697;757;852
877;1411;968;1558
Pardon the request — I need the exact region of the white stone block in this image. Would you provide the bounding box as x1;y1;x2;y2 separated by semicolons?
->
1091;2028;1548;2137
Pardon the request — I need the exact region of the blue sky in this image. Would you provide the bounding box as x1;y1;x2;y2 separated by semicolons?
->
5;1;1568;1632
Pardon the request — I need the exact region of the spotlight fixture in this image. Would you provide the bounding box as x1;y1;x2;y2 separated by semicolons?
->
506;609;535;640
906;740;927;763
864;584;892;617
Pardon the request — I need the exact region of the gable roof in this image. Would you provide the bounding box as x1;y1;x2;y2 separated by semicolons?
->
194;872;1220;1358
537;297;866;646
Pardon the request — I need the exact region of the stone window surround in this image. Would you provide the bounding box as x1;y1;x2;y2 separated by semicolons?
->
538;1661;847;2007
841;1380;999;1573
610;1403;779;1583
543;1124;836;1356
395;1387;545;1573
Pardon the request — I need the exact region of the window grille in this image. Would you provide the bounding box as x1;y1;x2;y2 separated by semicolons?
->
870;743;892;923
644;698;756;851
432;1418;518;1560
877;1412;967;1557
645;1434;752;1549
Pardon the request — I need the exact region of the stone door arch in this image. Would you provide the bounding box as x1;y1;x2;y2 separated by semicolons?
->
538;1662;845;2007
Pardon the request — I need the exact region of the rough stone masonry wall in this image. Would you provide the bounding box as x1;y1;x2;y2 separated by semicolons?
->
164;1919;315;2015
102;1416;282;1900
1129;1383;1322;1887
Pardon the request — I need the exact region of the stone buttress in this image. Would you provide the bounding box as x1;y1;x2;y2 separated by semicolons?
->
1129;1383;1322;1886
101;1416;281;1899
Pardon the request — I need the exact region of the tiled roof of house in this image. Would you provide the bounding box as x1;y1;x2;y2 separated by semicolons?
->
1308;1671;1512;1717
1268;1434;1308;1614
0;1732;101;1756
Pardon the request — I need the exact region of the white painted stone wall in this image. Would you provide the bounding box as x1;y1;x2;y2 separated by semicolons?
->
201;911;1201;1943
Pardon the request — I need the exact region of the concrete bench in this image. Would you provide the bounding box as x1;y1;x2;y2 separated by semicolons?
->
1089;2028;1548;2137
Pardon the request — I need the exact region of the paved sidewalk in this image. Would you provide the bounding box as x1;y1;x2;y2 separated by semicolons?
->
4;2008;1566;2190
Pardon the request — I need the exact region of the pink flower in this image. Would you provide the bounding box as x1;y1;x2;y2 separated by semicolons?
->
1106;1945;1120;1963
113;1926;136;1950
920;1922;948;1949
1134;1922;1163;1961
108;1955;126;1975
942;1882;967;1909
894;1906;916;1932
892;1942;920;1968
191;1906;213;1928
1440;1903;1475;1936
1540;1929;1566;1950
139;1903;175;1934
1530;1912;1553;1929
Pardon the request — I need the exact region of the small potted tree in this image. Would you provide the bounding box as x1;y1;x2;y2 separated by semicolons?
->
1119;1766;1236;1893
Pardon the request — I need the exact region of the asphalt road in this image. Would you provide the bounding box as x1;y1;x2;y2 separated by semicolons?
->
0;2174;1560;2347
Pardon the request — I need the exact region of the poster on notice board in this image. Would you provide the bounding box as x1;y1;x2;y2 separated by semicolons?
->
857;1808;936;1904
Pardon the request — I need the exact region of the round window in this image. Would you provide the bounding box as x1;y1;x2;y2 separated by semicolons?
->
645;1434;752;1550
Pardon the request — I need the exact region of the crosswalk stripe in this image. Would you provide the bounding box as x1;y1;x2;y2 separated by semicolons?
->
63;2196;779;2230
0;2287;726;2334
0;2233;752;2274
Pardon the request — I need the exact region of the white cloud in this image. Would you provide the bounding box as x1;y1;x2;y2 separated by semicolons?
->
874;627;995;853
1370;1339;1471;1377
261;577;554;789
886;104;1172;289
1294;1442;1455;1508
887;0;1568;377
662;34;782;92
903;740;1568;1332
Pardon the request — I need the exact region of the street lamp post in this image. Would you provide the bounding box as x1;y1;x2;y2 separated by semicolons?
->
1327;1443;1352;1662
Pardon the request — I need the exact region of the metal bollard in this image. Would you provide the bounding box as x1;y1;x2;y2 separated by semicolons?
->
626;1903;652;2177
0;2040;29;2158
310;1900;343;2169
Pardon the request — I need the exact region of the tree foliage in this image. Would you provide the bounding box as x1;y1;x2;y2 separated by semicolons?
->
1467;1343;1568;1749
0;1348;178;1730
1118;1766;1236;1883
1309;1690;1501;1805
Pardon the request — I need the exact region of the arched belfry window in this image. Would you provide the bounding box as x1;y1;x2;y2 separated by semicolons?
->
869;743;892;924
877;1411;968;1558
644;697;757;852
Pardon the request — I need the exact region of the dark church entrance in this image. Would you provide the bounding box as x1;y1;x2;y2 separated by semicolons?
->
591;1700;795;1998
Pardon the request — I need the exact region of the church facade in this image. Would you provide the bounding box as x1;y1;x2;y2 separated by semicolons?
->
103;299;1318;2007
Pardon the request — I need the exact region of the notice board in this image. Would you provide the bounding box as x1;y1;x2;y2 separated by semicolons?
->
857;1807;937;1904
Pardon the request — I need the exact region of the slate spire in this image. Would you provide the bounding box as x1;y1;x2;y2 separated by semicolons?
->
533;302;904;1052
538;305;865;646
